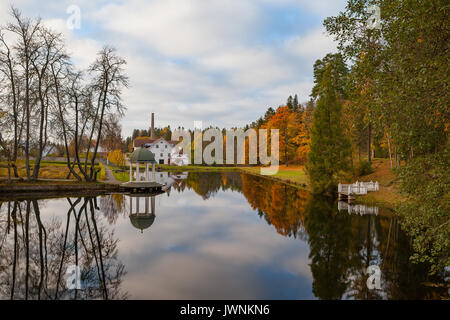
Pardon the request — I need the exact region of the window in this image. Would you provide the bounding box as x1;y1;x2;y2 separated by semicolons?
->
165;145;167;148
156;145;159;148
160;153;163;157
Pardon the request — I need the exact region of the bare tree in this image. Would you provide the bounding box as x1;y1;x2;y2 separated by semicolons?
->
6;7;41;180
85;47;128;181
0;8;128;183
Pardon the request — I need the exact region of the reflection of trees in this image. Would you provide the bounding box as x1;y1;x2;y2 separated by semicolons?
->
0;197;127;300
304;196;352;299
100;194;127;224
304;195;446;300
241;174;308;239
185;172;242;199
185;172;308;239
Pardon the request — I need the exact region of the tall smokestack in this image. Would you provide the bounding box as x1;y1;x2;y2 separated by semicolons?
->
151;113;155;139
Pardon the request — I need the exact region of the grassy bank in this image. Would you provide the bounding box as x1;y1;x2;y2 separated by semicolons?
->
352;158;404;207
240;165;309;190
0;160;106;181
1;159;402;208
109;165;129;182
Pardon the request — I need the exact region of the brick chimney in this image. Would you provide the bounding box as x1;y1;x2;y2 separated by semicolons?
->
151;113;155;139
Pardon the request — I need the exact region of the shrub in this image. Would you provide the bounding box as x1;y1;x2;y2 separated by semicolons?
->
354;160;373;177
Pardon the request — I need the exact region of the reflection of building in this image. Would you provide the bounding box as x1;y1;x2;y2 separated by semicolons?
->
153;172;188;191
128;195;156;233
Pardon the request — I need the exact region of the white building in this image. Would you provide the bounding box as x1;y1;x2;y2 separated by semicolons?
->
132;112;189;166
133;137;178;164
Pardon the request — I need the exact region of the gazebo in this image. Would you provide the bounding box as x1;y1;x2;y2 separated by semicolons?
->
129;147;157;182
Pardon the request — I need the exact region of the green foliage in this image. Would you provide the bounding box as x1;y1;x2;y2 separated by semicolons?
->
396;150;450;275
311;53;348;100
354;160;373;177
307;60;352;194
324;0;449;277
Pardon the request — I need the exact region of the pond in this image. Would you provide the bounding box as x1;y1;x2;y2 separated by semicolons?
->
0;172;447;299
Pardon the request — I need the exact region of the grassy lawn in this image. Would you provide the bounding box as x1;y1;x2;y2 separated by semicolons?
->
0;179;103;186
241;165;308;189
109;165;130;182
0;160;106;181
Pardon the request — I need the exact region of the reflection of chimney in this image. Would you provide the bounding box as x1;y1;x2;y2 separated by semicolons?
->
151;113;155;139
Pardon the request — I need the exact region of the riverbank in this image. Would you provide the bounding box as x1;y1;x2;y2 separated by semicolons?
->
240;165;309;190
0;179;118;201
351;159;404;207
0;159;403;208
0;160;106;180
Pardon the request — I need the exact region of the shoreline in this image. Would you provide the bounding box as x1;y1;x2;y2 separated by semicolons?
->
0;163;401;209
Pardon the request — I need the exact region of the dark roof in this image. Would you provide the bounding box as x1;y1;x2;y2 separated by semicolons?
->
129;214;155;232
130;147;156;162
134;137;179;148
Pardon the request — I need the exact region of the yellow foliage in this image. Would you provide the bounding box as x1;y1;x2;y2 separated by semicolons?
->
108;150;125;167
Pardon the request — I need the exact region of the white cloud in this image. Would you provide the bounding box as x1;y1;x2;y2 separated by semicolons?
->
41;18;102;69
0;0;345;137
285;27;338;64
96;0;262;57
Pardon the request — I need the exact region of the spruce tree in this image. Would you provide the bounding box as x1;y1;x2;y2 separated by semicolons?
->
307;64;351;194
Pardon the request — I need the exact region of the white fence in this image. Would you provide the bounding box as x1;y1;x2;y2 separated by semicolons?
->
338;181;379;195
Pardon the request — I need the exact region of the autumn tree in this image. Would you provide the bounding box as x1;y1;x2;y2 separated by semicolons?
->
108;150;125;167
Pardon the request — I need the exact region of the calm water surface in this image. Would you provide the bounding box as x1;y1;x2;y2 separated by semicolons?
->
0;172;446;299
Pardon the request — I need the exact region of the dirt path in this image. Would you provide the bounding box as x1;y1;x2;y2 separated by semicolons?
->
101;160;120;184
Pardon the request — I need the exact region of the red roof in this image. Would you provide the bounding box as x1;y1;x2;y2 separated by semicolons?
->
134;137;179;148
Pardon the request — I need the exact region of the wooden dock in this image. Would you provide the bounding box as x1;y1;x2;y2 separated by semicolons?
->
338;181;379;202
120;181;164;194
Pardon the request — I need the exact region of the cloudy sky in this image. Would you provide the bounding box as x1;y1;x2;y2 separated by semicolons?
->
0;0;347;137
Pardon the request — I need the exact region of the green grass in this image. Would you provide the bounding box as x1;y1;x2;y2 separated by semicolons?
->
240;165;309;189
98;162;106;180
0;160;104;180
108;165;130;182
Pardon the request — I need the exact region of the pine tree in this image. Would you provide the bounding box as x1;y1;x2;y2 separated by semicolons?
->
286;95;294;111
307;64;351;194
293;94;299;111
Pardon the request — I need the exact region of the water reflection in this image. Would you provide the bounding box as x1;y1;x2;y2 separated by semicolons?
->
128;195;156;233
0;172;447;299
0;198;127;300
338;202;379;215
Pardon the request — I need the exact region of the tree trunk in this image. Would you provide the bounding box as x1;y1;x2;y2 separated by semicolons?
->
367;123;372;163
387;134;393;169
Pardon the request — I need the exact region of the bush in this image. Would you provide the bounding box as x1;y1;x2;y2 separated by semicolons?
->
354;160;373;177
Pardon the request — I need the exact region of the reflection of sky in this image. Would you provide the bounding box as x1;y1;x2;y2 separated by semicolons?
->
37;188;315;299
